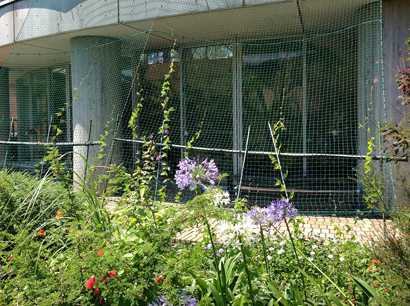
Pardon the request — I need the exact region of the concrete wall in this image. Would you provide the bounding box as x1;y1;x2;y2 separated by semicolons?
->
0;0;278;47
383;0;410;125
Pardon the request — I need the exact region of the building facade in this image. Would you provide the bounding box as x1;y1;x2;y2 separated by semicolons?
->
0;0;409;214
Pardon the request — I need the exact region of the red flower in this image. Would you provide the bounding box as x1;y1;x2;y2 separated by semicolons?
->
383;288;387;292
102;275;107;281
97;250;103;256
56;212;63;218
369;266;373;271
8;255;12;261
371;259;376;264
156;276;163;283
372;283;377;287
39;230;45;237
85;276;97;289
109;270;116;278
377;269;381;272
100;298;104;305
382;257;387;261
93;289;100;295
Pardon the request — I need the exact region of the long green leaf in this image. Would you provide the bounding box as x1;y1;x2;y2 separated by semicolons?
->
209;283;225;306
324;293;349;306
351;276;388;306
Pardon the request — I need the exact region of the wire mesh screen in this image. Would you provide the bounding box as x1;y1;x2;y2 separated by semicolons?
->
0;0;393;215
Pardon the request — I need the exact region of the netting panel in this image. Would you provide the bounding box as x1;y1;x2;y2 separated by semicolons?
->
0;0;392;214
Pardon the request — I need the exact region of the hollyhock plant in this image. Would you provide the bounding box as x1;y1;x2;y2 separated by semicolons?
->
175;156;218;191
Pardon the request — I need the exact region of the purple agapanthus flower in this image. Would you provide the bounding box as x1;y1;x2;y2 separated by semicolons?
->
148;292;197;306
246;199;297;226
179;290;197;306
175;156;218;191
148;295;169;306
267;199;298;223
245;206;269;225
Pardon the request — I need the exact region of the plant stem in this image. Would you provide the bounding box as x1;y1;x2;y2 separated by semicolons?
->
240;241;256;306
259;225;270;279
283;218;307;300
205;221;227;306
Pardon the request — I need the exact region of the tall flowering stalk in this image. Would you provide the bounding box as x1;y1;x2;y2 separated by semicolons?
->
175;157;227;305
246;199;298;278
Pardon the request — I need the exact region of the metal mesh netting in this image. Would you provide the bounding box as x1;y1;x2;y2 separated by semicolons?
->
0;0;393;214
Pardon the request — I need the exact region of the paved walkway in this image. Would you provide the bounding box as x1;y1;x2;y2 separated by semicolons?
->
105;198;388;244
172;217;389;244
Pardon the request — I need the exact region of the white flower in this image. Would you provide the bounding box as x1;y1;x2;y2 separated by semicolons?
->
331;248;335;252
267;255;272;261
312;245;318;249
268;247;275;251
328;254;333;259
309;257;314;262
280;241;286;246
178;249;182;255
211;190;231;207
310;251;315;256
207;244;212;250
218;248;224;254
339;257;345;262
298;256;303;260
277;249;285;255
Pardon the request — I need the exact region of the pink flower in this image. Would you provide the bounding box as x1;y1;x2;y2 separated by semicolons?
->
97;249;103;256
109;270;116;278
102;275;107;281
85;276;97;289
156;276;163;283
93;289;100;295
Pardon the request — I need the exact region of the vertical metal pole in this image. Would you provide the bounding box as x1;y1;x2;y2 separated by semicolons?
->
66;66;72;143
302;36;307;177
180;49;187;159
84;119;92;181
3;117;14;170
65;66;72;168
233;40;243;186
236;125;251;200
40;115;53;177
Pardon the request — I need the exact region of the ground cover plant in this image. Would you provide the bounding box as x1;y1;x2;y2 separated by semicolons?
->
0;44;407;305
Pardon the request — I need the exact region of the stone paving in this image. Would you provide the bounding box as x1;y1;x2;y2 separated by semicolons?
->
172;217;389;244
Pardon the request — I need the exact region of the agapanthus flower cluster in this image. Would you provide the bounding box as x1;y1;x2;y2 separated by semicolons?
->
175;156;218;191
208;189;230;207
217;216;259;249
148;292;197;306
246;199;297;228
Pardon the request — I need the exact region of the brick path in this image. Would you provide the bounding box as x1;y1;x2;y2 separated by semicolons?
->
172;217;389;244
105;198;388;244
